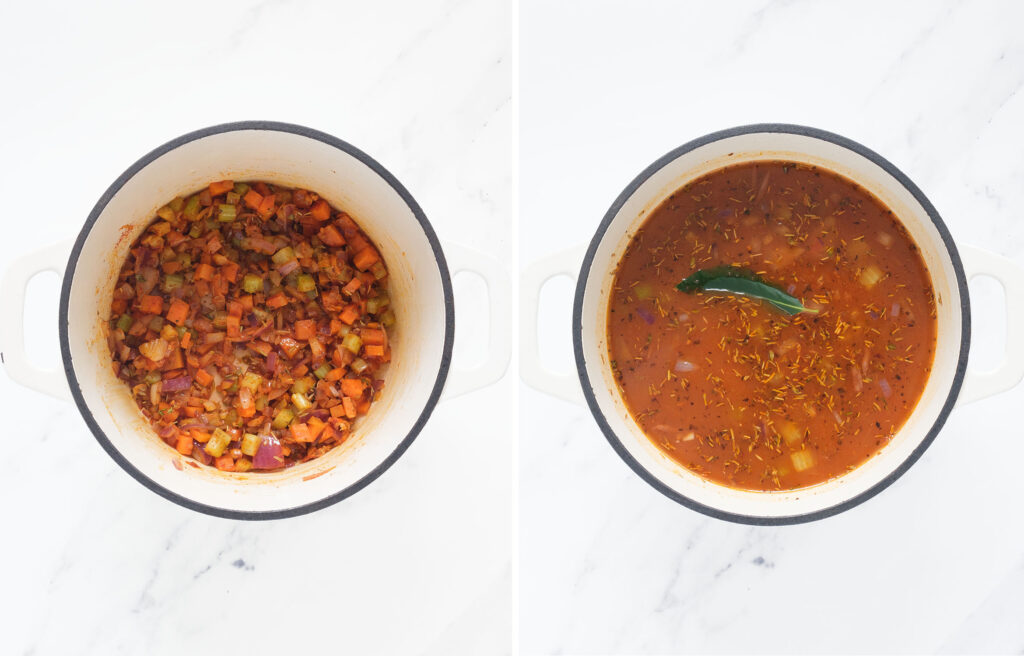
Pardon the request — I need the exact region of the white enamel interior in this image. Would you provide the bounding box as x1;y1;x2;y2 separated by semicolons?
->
65;128;448;514
580;131;963;519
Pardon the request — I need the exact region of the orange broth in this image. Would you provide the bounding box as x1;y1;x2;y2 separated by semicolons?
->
607;161;937;491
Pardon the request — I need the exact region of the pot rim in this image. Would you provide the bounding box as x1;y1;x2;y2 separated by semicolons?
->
58;120;455;520
571;123;970;525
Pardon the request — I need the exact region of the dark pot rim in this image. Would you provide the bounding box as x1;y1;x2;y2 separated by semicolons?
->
571;123;970;525
58;120;455;521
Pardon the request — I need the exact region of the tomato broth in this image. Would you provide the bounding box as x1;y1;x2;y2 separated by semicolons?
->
607;161;937;491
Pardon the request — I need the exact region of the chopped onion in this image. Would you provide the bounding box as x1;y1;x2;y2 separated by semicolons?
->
677;313;689;323
252;435;284;470
635;306;655;325
674;359;698;373
277;259;300;276
161;375;192;393
891;302;900;319
879;378;893;398
877;232;894;247
786;283;797;295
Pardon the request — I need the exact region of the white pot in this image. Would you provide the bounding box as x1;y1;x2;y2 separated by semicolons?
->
522;124;1024;524
0;121;511;519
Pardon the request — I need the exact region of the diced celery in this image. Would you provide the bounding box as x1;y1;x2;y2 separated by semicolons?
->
177;253;192;269
233;182;250;197
366;293;390;315
336;265;355;283
204;428;232;457
240;432;262;457
380;309;396;327
169;196;185;212
240;372;262;392
242;273;263;294
291;392;313;412
217;204;237;222
634;283;654;300
116;314;133;332
234;458;253;473
370;261;387;280
313;364;330;379
291;376;315;395
860;265;883;288
183;195;201;221
156;205;175;221
791;450;816;472
149;316;164;331
163;273;183;291
342;333;363;354
255;395;267;411
272;407;296;430
144;371;161;385
188;224;203;239
295;274;316;292
151;221;172;237
226;192;240;205
778;421;803;446
351;358;369;374
272;247;296;265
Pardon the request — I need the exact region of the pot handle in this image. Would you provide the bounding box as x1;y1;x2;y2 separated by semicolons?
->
0;240;73;401
957;244;1024;405
520;246;587;404
441;243;512;399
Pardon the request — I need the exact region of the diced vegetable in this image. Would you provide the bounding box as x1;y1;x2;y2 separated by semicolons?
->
240;372;262;392
342;333;363;354
860;265;884;288
295;274;316;292
242;273;263;293
778;421;803;446
272;407;296;430
240;432;262;457
217;204;237;222
791;450;816;472
204;428;232;458
271;247;296;265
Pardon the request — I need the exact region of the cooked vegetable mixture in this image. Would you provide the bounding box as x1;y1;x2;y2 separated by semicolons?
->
608;161;937;491
108;180;393;472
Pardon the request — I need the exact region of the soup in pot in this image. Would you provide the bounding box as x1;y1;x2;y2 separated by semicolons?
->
607;161;937;491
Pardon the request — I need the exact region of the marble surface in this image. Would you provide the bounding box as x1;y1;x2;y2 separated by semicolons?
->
0;1;512;655
520;0;1024;653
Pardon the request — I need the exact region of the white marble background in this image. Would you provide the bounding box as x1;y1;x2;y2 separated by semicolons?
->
0;1;513;654
520;0;1024;653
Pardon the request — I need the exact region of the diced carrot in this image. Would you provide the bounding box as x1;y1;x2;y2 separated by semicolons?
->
180;331;193;349
318;224;345;247
339;305;360;325
342;397;357;419
290;422;313;443
175;433;193;455
341;379;366;398
356;398;371;415
194;368;213;387
310;199;331;222
227;300;244;317
182;406;199;418
266;292;289;309
361;328;386;346
192;430;212;443
206;233;222;253
365;345;385;358
307;416;327;440
208;180;234;196
194;262;215;281
239;295;254;312
243;189;263;210
162;260;182;274
139;295;163;315
330;403;347;418
111;299;127;315
221;261;239;282
214;455;235;471
225;315;241;338
294;319;316;341
308;336;324;361
257;194;276;218
253;182;271;196
249;340;272;357
166;231;187;247
166;299;190;326
164;348;185;370
342;277;362;296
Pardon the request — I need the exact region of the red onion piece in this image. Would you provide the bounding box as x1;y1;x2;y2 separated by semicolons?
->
635;306;655;325
253;436;285;470
178;421;211;431
266;351;278;372
277;259;300;276
157;424;176;438
161;375;192;393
